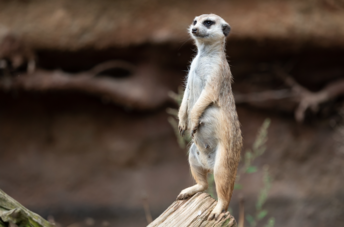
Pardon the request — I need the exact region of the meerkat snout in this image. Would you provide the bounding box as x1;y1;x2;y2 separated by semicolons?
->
192;28;198;34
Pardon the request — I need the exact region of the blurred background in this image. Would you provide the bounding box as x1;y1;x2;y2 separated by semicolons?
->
0;0;344;226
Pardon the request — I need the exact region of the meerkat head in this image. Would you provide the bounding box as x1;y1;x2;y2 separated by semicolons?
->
189;14;231;43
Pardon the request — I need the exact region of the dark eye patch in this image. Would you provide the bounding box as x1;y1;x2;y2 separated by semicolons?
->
203;20;215;28
193;20;197;25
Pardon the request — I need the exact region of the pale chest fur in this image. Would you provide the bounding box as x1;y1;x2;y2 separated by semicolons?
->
187;53;221;112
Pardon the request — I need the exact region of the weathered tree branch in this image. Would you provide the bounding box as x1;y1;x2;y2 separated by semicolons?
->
274;68;344;122
235;67;344;122
234;89;292;103
0;61;172;110
148;193;237;227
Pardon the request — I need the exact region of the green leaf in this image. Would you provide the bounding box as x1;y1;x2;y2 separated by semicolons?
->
245;151;252;160
246;215;255;227
246;166;257;173
264;217;275;227
234;184;242;190
166;108;178;117
257;210;268;220
256;167;272;210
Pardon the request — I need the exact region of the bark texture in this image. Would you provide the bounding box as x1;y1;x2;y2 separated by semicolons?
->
148;193;237;227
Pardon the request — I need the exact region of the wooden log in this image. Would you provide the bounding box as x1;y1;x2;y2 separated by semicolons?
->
0;189;53;227
148;192;237;227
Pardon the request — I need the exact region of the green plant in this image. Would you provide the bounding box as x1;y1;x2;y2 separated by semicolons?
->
242;119;270;175
237;119;274;227
245;166;274;227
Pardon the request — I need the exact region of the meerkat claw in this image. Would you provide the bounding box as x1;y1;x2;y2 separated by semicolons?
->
191;127;197;137
176;193;189;200
208;213;215;221
192;121;204;137
178;125;186;136
191;122;199;136
208;205;228;221
215;211;229;221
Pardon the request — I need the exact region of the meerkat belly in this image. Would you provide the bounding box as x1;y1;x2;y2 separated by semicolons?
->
193;106;220;170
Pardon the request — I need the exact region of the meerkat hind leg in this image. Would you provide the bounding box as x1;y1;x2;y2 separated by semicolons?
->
177;163;208;200
208;145;237;221
177;144;208;200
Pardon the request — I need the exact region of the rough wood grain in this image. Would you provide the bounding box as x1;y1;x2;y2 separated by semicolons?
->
148;193;237;227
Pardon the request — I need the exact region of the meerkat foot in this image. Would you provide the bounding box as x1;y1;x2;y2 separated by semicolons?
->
176;184;206;200
208;203;229;221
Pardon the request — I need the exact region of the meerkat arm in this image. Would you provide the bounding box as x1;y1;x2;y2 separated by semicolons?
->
189;83;217;135
178;83;189;136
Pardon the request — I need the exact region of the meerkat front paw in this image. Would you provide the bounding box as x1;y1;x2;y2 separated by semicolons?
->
190;121;199;137
208;203;229;221
190;109;201;136
191;119;204;137
178;120;187;136
178;108;188;136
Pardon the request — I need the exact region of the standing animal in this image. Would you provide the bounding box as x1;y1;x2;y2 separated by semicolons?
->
177;14;242;221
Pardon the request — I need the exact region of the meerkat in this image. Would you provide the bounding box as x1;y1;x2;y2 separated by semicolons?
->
177;14;242;221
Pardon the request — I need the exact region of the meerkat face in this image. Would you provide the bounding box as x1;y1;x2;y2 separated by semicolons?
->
189;14;231;42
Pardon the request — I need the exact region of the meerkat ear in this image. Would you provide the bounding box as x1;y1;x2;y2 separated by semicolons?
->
222;24;231;37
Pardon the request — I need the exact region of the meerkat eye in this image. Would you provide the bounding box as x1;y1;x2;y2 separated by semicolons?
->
193;20;197;25
203;20;215;28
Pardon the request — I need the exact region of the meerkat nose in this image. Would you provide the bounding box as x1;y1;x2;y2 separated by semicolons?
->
192;28;198;33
